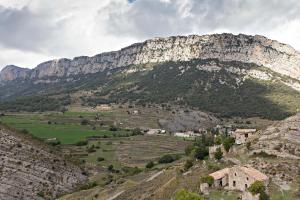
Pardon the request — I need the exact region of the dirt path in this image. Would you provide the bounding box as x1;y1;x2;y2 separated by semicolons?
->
146;170;165;182
108;190;125;200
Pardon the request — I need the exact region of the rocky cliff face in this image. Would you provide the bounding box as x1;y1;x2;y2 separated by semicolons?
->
1;33;300;82
0;65;31;82
0;125;87;200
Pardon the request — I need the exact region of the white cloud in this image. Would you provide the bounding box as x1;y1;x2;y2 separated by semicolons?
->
0;0;299;70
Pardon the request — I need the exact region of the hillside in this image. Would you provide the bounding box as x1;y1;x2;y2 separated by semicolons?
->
1;34;300;120
0;124;87;200
252;113;300;159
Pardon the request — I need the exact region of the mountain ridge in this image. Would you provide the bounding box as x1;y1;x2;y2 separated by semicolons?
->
1;33;300;82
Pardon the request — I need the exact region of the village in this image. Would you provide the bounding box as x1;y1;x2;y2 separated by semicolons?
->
144;125;269;200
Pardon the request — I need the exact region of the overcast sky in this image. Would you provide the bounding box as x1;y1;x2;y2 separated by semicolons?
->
0;0;300;70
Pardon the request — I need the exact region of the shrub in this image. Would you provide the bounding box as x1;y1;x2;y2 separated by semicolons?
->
173;189;204;200
132;128;142;135
146;161;155;169
201;176;214;187
109;125;118;131
97;157;105;162
214;147;223;160
158;154;176;164
79;181;98;190
76;140;88;146
21;129;29;134
184;160;193;171
248;181;266;195
185;144;194;156
81;119;89;125
223;137;235;152
193;146;208;160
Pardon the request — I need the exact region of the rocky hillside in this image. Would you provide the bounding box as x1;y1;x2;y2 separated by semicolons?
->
252;114;300;159
1;33;300;82
0;125;87;200
0;33;300;120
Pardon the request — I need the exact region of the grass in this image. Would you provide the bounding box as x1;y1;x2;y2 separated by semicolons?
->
209;189;240;200
0;113;127;144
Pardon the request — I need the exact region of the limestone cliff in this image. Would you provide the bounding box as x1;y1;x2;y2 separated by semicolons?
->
1;33;300;82
0;65;31;82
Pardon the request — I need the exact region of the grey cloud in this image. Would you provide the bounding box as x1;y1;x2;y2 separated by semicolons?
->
101;0;300;39
0;6;61;53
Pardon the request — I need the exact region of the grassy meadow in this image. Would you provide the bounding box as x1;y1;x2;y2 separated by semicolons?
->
0;111;128;144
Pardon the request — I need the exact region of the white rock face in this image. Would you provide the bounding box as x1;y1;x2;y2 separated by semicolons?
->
1;33;300;82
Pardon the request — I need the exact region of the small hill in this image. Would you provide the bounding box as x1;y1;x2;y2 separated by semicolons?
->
0;124;87;200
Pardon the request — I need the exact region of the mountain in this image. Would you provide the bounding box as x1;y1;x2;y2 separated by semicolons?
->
0;33;300;119
0;124;87;200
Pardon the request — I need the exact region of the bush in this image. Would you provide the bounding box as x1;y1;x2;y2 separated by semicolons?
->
79;181;98;190
248;181;269;200
97;157;105;162
81;119;89;125
193;146;208;160
21;129;29;134
173;189;204;200
132;128;142;135
146;161;155;169
201;176;214;187
109;125;118;131
248;181;266;195
184;160;193;171
223;137;235;152
214;147;223;160
158;154;177;164
185;144;194;156
76;140;88;146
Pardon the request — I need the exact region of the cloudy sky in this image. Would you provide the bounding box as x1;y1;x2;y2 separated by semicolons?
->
0;0;300;70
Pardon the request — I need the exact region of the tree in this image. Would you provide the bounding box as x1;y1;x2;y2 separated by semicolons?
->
185;144;194;156
246;142;251;150
97;157;105;162
81;119;89;125
173;189;204;200
145;161;155;169
214;147;223;160
223;137;235;152
158;154;175;164
109;125;118;131
248;181;266;194
193;145;208;160
248;181;269;200
184;160;193;171
132;128;142;135
201;176;214;187
214;135;222;145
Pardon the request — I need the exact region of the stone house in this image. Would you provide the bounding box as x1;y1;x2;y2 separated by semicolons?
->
209;166;268;191
232;129;256;144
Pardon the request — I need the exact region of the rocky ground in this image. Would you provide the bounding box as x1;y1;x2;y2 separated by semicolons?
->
0;125;87;200
252;113;300;159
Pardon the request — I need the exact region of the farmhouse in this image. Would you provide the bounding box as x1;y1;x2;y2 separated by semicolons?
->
232;129;256;144
209;166;269;191
174;131;199;138
146;129;166;135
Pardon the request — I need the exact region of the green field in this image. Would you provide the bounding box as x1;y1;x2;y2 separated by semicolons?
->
0;112;128;144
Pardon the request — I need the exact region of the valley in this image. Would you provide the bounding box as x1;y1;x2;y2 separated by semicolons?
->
0;33;300;200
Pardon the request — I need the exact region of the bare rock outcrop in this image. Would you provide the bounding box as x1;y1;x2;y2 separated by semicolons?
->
1;33;300;82
0;125;87;200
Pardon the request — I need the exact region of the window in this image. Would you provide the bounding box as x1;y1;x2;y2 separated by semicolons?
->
246;177;249;181
235;173;237;176
233;181;236;187
245;184;248;188
245;133;248;138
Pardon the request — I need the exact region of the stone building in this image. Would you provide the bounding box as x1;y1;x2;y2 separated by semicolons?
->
209;166;268;191
232;129;256;144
